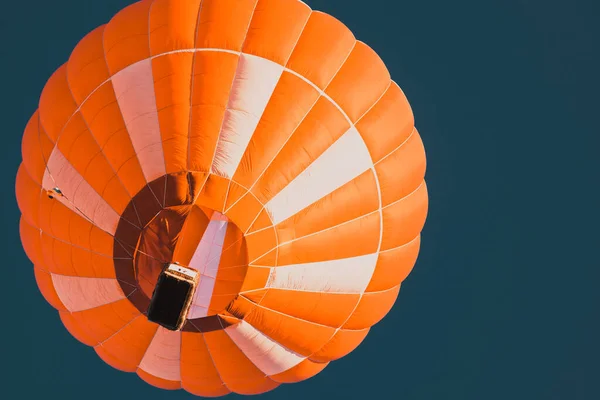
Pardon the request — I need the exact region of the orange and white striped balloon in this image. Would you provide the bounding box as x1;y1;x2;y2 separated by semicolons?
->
15;0;428;395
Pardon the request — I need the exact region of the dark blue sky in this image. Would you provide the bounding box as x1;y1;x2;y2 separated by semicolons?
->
1;0;599;399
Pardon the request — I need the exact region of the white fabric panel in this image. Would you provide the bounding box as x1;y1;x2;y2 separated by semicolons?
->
138;327;181;382
266;253;379;294
111;58;166;182
225;320;304;375
188;305;208;319
51;275;125;312
194;276;216;308
265;127;373;225
42;148;120;235
211;54;284;178
188;214;228;277
187;212;229;319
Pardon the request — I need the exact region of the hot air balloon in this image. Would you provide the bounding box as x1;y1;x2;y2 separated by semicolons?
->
15;0;427;395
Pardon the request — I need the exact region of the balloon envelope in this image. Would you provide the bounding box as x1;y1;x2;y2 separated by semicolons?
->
15;0;428;395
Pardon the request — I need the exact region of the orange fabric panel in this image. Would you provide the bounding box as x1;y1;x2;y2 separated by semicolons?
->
67;26;110;104
343;285;401;330
47;197;76;241
20;218;44;266
188;51;239;172
15;164;40;226
38;222;116;278
38;64;77;142
92;225;118;257
270;358;328;383
310;327;369;362
223;181;249;213
203;329;280;394
366;236;421;292
375;129;426;206
286;11;355;89
381;183;428;251
232;71;319;188
103;0;152;75
56;112;131;216
356;82;414;163
239;266;270;292
209;223;249;312
229;296;335;356
152;52;193;174
70;246;117;278
242;0;311;65
37;191;115;258
215;265;247;283
43;236;77;276
172;206;211;265
67;298;141;345
196;174;228;211
78;82;147;196
209;280;246;314
149;0;202;55
137;369;181;390
21;111;51;184
33;266;67;311
217;222;248;270
275;169;378;243
246;289;360;328
180;332;229;396
326;41;391;123
95;316;158;372
195;0;257;51
276;212;380;266
252;97;349;204
59;311;98;346
224;190;263;233
245;227;277;263
36;194;56;236
246;209;272;234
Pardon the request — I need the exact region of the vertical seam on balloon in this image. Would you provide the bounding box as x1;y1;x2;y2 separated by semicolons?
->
136;325;161;377
223;8;314;216
209;0;259;213
185;0;205;188
188;319;230;392
283;3;312;67
144;0;167;208
171;173;210;268
217;316;280;386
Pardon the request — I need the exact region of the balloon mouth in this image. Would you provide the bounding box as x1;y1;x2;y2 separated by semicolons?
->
112;172;250;333
147;263;199;331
